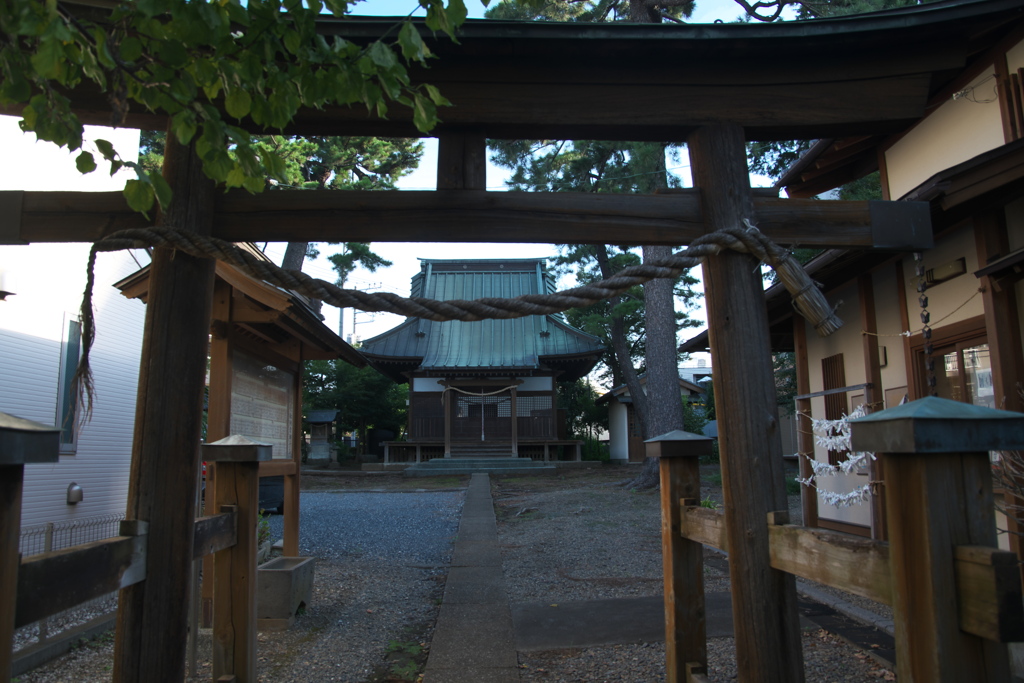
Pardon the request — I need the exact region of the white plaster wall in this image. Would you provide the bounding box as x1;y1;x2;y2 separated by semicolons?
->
885;65;1004;199
899;224;983;333
806;281;871;529
873;264;910;404
607;400;629;461
518;376;553;391
412;377;445;392
0;116;145;532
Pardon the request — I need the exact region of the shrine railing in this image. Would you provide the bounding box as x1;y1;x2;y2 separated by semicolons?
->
657;398;1024;683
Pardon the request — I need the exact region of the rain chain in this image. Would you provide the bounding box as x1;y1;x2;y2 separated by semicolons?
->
914;252;937;396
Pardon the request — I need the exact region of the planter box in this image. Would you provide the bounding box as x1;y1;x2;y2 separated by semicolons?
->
257;556;315;631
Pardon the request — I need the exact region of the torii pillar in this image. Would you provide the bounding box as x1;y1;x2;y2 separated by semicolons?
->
112;134;217;683
689;125;805;682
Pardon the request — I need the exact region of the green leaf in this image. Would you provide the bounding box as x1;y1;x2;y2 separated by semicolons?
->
136;0;166;18
171;110;197;145
76;151;96;173
412;93;436;132
157;40;187;67
21;104;38;131
261;150;286;180
225;166;247;188
424;84;450;107
30;38;63;80
124;179;155;214
94;139;116;160
368;41;397;69
284;29;301;54
397;22;430;62
446;0;468;26
225;87;252;119
149;171;173;208
0;71;31;103
120;36;143;62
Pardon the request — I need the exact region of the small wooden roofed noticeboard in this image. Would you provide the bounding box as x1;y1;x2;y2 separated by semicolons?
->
115;244;364;557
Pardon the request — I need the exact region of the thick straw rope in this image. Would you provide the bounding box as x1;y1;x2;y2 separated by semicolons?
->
74;219;842;416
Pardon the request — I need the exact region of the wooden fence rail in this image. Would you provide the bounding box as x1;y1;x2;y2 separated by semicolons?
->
677;504;1022;641
14;511;237;630
658;397;1024;683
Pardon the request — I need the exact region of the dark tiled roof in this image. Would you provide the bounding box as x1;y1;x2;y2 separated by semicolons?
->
361;259;603;379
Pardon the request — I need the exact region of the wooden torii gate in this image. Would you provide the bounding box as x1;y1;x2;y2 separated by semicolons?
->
3;2;1021;682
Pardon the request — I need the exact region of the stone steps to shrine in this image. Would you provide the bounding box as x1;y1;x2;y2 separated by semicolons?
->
448;442;516;458
403;457;555;477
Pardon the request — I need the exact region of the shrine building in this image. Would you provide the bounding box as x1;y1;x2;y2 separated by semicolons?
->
360;258;604;462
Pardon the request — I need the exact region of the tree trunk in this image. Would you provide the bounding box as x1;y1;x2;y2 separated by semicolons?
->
594;246;649;438
281;242;307;271
624;140;684;491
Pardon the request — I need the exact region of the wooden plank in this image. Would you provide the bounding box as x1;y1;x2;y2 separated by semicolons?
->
792;316;818;529
660;457;706;682
680;506;728;553
883;450;1011;682
0;465;24;680
193;513;238;560
1016;70;1024;139
112;134;218;683
8;189;932;250
955;546;1024;642
212;466;258;683
283;356;302;557
437;131;487;190
204;278;234;627
690;124;804;683
767;524;891;605
258;460;297;477
16;534;147;628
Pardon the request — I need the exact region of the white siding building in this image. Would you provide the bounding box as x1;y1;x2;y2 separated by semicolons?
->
0;117;147;529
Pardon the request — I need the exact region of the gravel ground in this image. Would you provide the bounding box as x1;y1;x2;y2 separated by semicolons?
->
15;490;464;683
494;468;897;683
15;466;896;682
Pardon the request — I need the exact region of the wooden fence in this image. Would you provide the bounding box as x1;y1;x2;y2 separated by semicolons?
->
1;425;266;683
658;397;1024;683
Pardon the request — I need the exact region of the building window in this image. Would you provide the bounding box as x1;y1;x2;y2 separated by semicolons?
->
56;317;82;454
909;315;990;406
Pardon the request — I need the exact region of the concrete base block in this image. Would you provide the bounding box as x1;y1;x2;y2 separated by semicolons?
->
257;556;315;632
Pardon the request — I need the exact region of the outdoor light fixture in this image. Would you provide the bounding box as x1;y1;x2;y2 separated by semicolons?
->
66;482;83;504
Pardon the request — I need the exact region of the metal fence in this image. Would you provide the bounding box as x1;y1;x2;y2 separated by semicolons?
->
15;513;125;653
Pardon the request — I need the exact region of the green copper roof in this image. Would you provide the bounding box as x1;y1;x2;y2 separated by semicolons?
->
360;259;604;381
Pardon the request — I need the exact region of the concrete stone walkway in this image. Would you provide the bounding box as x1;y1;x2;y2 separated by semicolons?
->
424;473;895;681
423;473;520;682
